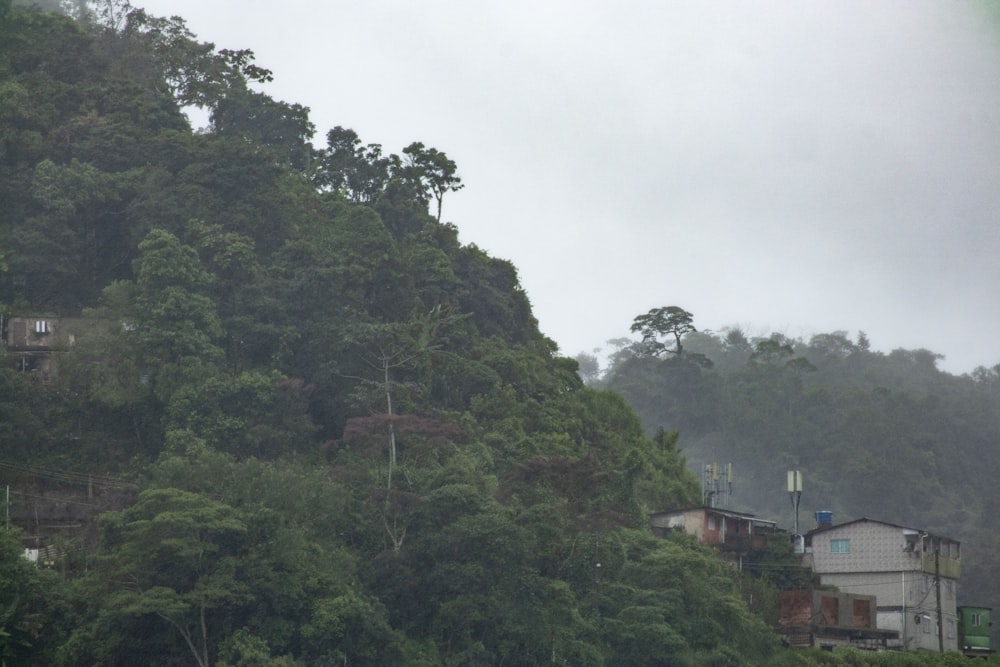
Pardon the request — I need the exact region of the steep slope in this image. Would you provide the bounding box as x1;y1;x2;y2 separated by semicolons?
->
0;5;794;665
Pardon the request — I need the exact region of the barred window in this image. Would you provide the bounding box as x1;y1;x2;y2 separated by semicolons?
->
830;539;850;553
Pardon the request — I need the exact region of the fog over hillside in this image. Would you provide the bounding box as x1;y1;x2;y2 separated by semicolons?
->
139;0;1000;375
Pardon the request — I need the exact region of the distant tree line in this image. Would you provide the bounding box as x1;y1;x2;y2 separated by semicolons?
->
589;305;1000;636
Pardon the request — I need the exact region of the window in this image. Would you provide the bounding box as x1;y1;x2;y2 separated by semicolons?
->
923;617;931;634
972;613;982;627
34;320;49;334
707;516;717;531
946;580;954;599
947;619;955;639
830;538;850;554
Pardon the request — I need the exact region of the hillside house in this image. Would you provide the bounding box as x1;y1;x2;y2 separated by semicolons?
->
805;518;961;652
650;507;778;553
1;315;103;381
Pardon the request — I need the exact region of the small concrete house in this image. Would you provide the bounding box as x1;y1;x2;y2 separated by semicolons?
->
650;507;777;553
1;315;103;381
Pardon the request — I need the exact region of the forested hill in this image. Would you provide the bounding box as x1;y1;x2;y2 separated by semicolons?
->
593;307;1000;618
3;4;996;666
0;3;781;665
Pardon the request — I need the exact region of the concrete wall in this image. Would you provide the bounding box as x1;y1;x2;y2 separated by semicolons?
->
811;522;921;574
819;572;958;651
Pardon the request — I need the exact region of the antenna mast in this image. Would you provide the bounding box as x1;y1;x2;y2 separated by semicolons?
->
703;462;733;509
787;469;803;552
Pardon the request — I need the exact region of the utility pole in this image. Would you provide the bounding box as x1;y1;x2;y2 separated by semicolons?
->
935;545;944;653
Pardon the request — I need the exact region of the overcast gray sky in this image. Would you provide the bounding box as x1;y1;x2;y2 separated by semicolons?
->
139;0;1000;375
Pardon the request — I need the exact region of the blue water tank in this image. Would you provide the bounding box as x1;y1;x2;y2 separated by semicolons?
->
815;510;833;526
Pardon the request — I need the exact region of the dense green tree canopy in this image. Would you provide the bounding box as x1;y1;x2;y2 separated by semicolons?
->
601;317;1000;627
2;4;997;666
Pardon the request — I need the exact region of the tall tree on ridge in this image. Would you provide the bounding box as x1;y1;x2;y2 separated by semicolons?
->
630;306;696;357
402;141;463;223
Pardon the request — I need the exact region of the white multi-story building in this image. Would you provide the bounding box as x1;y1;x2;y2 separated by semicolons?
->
805;518;960;652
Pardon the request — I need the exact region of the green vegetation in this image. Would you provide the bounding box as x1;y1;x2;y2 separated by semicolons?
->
1;2;997;665
597;308;1000;633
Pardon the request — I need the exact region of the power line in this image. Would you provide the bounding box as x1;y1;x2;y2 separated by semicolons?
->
8;490;103;508
0;459;136;490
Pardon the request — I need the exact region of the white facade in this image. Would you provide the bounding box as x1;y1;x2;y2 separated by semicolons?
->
806;518;960;652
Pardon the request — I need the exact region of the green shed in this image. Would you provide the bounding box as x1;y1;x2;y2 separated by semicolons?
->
958;606;993;658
